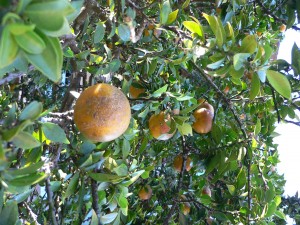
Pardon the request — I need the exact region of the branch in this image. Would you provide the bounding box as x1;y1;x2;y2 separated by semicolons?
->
284;120;300;126
91;178;103;225
45;177;58;225
23;202;40;225
269;84;281;123
0;65;34;86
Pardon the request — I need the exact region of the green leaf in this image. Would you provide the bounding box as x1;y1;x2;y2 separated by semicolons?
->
8;23;35;35
182;0;190;8
94;22;105;43
183;21;203;38
233;53;251;70
227;184;235;195
11;131;41;149
118;195;128;209
236;168;246;189
254;119;261;136
240;35;257;54
14;30;46;54
274;210;286;220
211;124;222;144
109;59;121;73
89;173;125;183
8;172;47;186
2;120;33;141
177;123;193;136
265;182;275;203
24;34;62;82
266;70;291;99
19;101;43;121
229;65;244;79
160;0;172;25
265;202;276;217
203;13;225;48
152;84;168;97
114;164;128;176
0;201;18;225
0;26;19;69
91;209;99;225
249;73;260;100
291;42;300;74
100;212;118;224
166;9;179;25
10;189;33;204
6;161;44;177
118;24;131;42
42;122;69;144
122;170;145;186
225;22;235;43
24;0;74;36
63;172;79;201
122;139;130;158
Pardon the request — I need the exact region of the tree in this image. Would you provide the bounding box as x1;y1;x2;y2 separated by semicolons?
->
0;0;300;224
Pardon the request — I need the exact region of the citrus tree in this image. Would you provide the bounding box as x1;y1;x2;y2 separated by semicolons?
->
0;0;300;224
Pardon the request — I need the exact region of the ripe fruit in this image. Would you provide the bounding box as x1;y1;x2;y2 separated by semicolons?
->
74;83;131;142
138;185;152;200
202;186;212;197
149;112;175;140
129;82;146;99
279;24;286;32
173;155;192;172
180;195;191;215
192;101;214;134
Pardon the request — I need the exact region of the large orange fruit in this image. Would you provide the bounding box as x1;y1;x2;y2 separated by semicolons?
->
149;112;175;140
138;185;152;200
192;100;214;134
74;83;131;142
173;155;192;172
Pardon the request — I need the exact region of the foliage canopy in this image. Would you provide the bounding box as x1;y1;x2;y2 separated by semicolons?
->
1;0;300;224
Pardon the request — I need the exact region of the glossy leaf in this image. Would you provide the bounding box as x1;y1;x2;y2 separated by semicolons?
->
25;34;62;82
266;70;291;99
8;173;47;186
19;101;43;121
203;13;225;48
63;172;80;201
160;0;172;25
166;9;179;25
0;201;18;225
0;26;19;69
183;21;203;38
11;131;41;149
249;73;260;100
14;30;46;54
94;22;105;43
42;122;69;144
233;53;251;70
118;24;131;42
240;35;257;54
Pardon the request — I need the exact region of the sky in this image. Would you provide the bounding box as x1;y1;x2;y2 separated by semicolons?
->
274;28;300;224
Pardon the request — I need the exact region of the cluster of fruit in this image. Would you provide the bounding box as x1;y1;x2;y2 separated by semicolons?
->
74;83;215;143
73;83;214;214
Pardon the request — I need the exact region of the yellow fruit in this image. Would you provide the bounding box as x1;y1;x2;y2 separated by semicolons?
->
149;112;175;140
129;83;146;99
138;185;152;200
173;155;192;172
202;186;212;197
180;195;191;215
74;83;131;142
279;24;286;32
192;101;214;134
